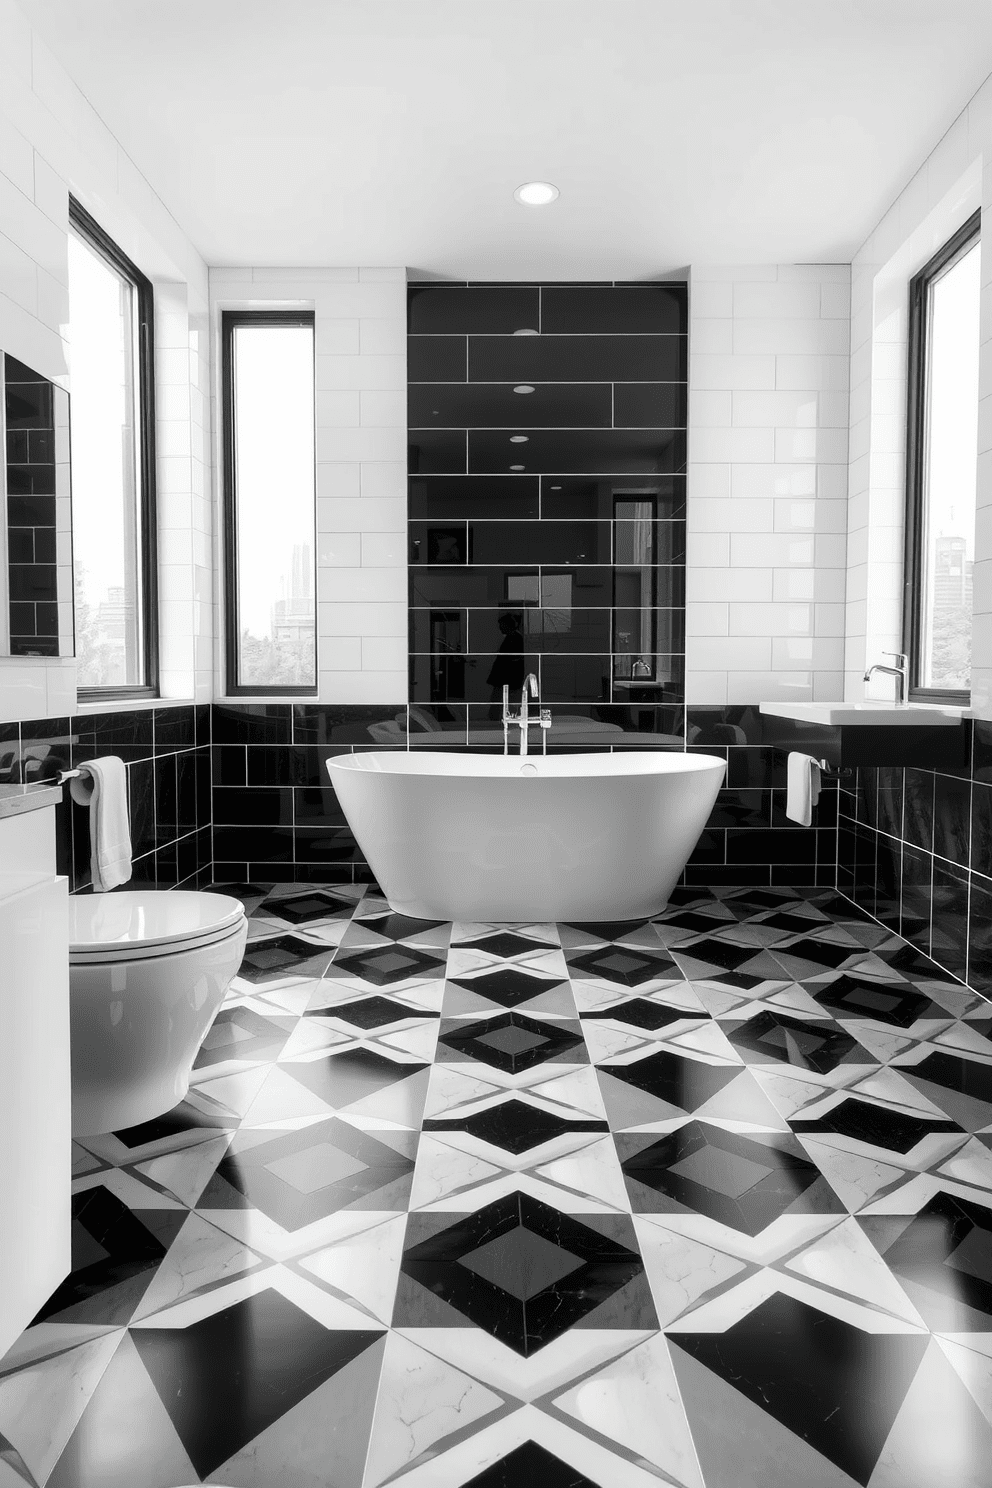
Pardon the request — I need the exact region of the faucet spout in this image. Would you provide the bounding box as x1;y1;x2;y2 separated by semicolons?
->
520;674;539;756
864;652;908;705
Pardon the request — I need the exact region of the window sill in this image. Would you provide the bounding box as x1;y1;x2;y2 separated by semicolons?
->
74;696;193;714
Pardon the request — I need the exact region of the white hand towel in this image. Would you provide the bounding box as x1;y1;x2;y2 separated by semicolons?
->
785;752;822;827
69;756;132;892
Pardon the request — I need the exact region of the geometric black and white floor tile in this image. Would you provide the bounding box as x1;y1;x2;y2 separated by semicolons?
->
3;882;992;1486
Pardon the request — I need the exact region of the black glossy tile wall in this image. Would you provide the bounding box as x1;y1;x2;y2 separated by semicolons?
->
683;706;836;888
0;704;210;894
408;281;686;710
835;718;992;996
5;355;59;655
211;702;830;894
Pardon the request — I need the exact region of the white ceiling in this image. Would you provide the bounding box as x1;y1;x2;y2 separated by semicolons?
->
20;0;992;277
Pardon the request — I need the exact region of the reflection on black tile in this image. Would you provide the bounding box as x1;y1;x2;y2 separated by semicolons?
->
903;769;934;852
933;772;971;866
409;428;467;474
865;1191;992;1330
930;861;969;980
409;475;539;520
34;1185;178;1324
542;285;686;335
725;1009;870;1073
603;1048;738;1112
408;285;540;334
469;428;686;476
408;335;467;383
469;334;687;384
132;1291;382;1480
671;1292;928;1486
410;382;612;429
612;382;687;427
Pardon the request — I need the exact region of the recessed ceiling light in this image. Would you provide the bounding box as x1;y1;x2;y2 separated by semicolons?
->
550;485;562;490
510;435;529;443
514;181;559;207
510;464;525;471
513;385;535;394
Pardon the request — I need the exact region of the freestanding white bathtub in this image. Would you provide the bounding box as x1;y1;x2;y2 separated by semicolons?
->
326;750;725;921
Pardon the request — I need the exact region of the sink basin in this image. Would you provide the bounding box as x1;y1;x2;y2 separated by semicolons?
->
759;701;965;728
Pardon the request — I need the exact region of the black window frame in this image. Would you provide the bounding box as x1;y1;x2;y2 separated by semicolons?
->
221;310;318;698
903;207;980;704
69;196;159;702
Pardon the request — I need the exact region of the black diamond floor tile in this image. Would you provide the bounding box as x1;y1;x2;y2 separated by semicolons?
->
199;1117;417;1229
567;945;681;987
305;995;438;1030
771;937;860;973
438;1012;585;1073
600;1048;739;1113
394;1192;655;1354
724;1009;874;1074
791;1097;962;1153
331;943;446;985
457;931;551;958
424;1098;609;1155
581;998;708;1031
900;1049;992;1104
805;974;941;1027
616;1121;839;1234
132;1291;382;1479
464;1440;600;1488
353;911;446;941
259;889;355;924
237;934;333;983
449;968;566;1008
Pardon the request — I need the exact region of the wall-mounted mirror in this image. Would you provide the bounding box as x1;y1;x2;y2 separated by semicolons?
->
1;352;73;658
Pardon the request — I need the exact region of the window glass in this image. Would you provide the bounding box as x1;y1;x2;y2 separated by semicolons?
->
226;319;316;691
915;234;980;693
68;223;150;690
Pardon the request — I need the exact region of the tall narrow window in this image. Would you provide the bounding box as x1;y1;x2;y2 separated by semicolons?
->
222;312;317;694
68;199;157;696
905;211;981;700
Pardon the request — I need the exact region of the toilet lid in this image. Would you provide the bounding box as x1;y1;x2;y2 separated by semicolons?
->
68;891;245;954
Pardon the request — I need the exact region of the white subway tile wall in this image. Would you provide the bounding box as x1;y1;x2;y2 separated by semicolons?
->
0;0;211;722
686;265;851;706
209;267;408;706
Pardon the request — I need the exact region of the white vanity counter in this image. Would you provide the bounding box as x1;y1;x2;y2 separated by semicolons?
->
0;788;71;1360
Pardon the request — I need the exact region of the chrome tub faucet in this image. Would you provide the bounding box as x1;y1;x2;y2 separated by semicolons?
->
503;675;551;755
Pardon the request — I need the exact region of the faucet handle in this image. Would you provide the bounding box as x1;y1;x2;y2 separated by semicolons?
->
883;652;908;668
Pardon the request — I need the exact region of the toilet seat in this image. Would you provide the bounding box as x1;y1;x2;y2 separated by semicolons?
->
68;891;246;964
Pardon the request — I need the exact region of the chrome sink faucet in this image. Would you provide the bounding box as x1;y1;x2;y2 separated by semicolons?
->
864;651;908;705
502;675;552;756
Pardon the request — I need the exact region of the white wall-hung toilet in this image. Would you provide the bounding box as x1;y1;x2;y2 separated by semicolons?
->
67;891;248;1137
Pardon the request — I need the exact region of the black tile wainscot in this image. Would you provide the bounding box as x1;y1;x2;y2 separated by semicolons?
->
408;281;687;713
0;704;211;892
837;717;992;997
685;706;838;889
